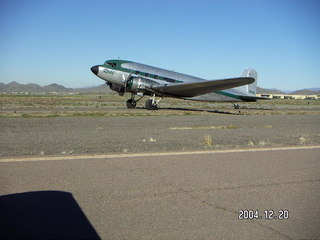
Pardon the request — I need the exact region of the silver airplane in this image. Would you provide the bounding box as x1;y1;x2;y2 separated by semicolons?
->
91;59;263;110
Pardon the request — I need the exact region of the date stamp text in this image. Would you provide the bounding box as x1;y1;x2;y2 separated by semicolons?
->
238;209;289;220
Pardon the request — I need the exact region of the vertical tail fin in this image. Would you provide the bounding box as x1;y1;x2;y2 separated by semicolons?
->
240;68;257;95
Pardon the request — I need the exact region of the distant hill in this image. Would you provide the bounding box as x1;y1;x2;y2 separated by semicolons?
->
256;87;285;94
0;81;110;93
0;81;73;93
290;89;320;95
257;87;320;95
42;83;74;92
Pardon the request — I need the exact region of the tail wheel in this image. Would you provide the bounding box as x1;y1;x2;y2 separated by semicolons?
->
232;102;240;109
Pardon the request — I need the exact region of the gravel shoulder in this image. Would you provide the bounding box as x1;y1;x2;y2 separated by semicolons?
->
1;114;319;158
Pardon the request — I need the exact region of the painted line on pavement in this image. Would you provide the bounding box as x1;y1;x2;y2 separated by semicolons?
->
0;145;319;163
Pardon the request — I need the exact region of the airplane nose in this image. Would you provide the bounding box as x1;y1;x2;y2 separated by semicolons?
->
91;65;99;75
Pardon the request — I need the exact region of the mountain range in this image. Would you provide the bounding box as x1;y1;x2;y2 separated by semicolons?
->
0;81;319;95
256;87;320;95
0;81;109;93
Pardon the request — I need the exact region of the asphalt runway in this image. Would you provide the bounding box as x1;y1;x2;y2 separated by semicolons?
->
1;147;319;239
1;112;319;239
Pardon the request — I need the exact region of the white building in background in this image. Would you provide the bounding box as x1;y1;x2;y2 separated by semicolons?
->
256;94;319;100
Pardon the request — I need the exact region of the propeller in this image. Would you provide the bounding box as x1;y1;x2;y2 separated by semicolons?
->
122;72;133;93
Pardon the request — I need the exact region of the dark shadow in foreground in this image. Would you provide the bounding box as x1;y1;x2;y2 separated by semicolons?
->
0;191;100;239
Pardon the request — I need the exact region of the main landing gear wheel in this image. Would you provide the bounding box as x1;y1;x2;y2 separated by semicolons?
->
126;94;144;109
145;99;158;110
126;99;137;108
144;94;162;110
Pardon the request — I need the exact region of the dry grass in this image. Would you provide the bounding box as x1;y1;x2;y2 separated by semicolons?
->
204;135;213;146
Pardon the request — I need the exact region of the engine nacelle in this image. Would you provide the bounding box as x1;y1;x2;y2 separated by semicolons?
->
107;82;125;95
126;77;158;92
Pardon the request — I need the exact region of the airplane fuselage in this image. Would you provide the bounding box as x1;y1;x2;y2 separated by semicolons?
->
92;60;204;94
91;59;260;109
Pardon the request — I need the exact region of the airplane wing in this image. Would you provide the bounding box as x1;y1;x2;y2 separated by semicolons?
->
151;77;255;97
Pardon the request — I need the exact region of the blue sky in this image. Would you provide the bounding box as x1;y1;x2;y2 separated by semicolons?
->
0;0;319;90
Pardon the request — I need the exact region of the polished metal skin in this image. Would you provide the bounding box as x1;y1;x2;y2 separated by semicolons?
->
91;60;263;109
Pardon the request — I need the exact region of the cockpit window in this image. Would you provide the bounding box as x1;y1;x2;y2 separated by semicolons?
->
107;62;117;67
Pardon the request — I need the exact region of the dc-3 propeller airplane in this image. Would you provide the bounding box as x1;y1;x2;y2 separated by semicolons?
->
91;60;265;110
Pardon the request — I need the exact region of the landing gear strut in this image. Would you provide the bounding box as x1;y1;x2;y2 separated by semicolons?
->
145;94;162;110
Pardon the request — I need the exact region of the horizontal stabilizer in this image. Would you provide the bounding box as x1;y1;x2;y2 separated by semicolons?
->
151;77;255;97
238;95;269;101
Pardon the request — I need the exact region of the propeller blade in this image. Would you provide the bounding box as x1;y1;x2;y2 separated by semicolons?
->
123;72;132;93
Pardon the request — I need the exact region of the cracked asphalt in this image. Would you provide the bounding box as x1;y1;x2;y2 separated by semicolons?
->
1;148;319;239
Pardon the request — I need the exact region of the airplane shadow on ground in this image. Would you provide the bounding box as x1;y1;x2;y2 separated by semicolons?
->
160;107;238;115
138;106;272;114
0;191;101;239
